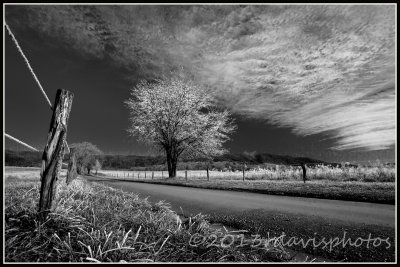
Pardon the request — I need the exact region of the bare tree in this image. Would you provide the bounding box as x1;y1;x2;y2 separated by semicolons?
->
70;142;103;175
125;76;236;178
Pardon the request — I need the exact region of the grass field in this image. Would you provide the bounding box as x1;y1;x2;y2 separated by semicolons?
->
98;163;396;183
95;175;395;204
4;169;287;263
4;166;67;182
4;167;395;262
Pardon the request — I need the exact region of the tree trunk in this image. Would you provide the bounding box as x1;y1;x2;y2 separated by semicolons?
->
172;155;178;177
38;89;73;221
301;163;307;183
166;151;172;177
169;161;177;178
166;148;177;178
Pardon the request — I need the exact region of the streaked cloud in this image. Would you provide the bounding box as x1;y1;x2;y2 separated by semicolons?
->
5;5;396;151
192;5;396;151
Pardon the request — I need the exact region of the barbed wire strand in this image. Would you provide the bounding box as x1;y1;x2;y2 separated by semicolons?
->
5;23;53;109
5;23;71;165
5;133;39;152
5;133;68;166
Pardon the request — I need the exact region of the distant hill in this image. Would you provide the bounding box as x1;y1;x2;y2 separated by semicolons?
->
5;149;328;169
5;150;42;167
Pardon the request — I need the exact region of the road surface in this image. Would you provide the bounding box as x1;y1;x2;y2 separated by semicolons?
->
83;176;395;227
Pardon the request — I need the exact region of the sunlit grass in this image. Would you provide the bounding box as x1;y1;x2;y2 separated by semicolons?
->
4;173;286;262
96;164;395;204
98;164;396;183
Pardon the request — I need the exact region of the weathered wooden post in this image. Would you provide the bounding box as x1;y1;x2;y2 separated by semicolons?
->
137;172;139;179
185;166;188;181
301;163;307;183
152;171;154;179
38;89;73;221
145;171;147;179
66;147;77;185
207;166;210;181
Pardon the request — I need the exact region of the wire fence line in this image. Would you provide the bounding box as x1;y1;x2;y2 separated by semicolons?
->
5;23;53;109
5;133;39;152
5;133;69;167
5;22;70;167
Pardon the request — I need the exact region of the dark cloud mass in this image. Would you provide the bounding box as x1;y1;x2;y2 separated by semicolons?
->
5;5;396;152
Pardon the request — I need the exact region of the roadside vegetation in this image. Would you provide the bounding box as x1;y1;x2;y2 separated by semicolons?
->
5;165;395;204
99;163;396;182
4;171;287;262
96;163;396;204
112;178;395;204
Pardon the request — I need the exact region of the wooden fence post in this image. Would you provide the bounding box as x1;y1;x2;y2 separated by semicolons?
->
207;166;209;181
145;171;147;179
162;171;164;179
38;89;73;221
243;164;246;181
185;166;188;181
66;147;77;185
152;171;154;179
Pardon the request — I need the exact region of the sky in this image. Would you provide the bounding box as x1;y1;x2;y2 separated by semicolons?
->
4;4;396;163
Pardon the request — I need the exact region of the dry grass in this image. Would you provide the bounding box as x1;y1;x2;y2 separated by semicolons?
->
4;166;67;182
4;172;287;262
98;164;396;183
97;163;395;204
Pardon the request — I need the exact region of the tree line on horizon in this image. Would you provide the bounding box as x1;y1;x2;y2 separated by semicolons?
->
5;148;337;171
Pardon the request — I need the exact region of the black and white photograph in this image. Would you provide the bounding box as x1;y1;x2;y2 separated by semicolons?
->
3;3;397;263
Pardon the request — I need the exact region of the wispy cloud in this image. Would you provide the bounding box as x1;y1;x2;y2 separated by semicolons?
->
194;5;396;151
5;5;396;151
